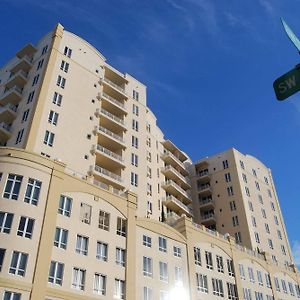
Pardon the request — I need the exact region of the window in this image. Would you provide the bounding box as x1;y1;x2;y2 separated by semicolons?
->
132;135;138;148
252;169;257;177
143;256;152;277
48;261;64;285
116;248;126;267
3;291;21;300
114;279;125;299
32;74;40;86
96;241;108;261
147;183;152;196
266;273;272;288
56;75;66;88
0;248;5;271
257;270;263;285
3;174;23;200
75;235;89;255
22;109;30;122
261;208;267;219
264;176;269;184
160;290;169;300
265;223;270;234
24;178;41;206
15;129;24;144
48;110;59;125
131;172;138;187
143;235;152;247
143;287;152;300
196;273;208;293
205;251;213;270
255;291;263;300
194;247;201;265
60;60;69;73
159;261;168;282
271;202;275;211
232;216;239;227
53;92;62;106
234;232;242;244
147;166;152;178
131;153;138;166
146;137;151;147
230;201;236;211
54;227;68;249
227;282;238;300
274;215;279;225
282;279;288;293
44;130;55;146
248;267;255;282
266;296;274;300
239;264;245;279
146;151;152;162
175;266;183;286
159;236;167;252
268;238;273;249
258;194;263;204
255;181;260;191
93;273;106;295
42;45;48;55
133;89;139;100
248;201;254;211
245;186;250;196
64;46;72;58
227;186;234;196
58;195;72;216
173;246;182;257
274;277;280;291
243;288;252;300
296;284;300;298
240;160;245;169
268;189;272;198
99;210;110;231
223;160;229;169
212;278;224;297
80;203;92;224
9;251;28;276
17;217;34;239
281;245;286;255
252;216;257;227
72;267;85;290
225;172;231;182
227;259;235;277
277;230;282;240
27;91;35;103
146;122;151;133
37;59;44;70
255;232;260;243
216;255;224;273
132;119;139;131
116;217;127;237
0;212;13;233
132;104;139;116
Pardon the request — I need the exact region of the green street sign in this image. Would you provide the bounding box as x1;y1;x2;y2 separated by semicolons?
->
273;67;300;100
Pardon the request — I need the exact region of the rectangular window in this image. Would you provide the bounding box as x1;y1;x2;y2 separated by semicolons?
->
17;216;34;239
252;216;257;227
114;279;125;299
75;235;88;255
175;266;183;286
223;160;229;169
132;104;139;116
48;110;59;125
227;259;235;277
255;232;260;243
96;241;108;261
80;202;92;224
54;227;68;249
133;90;139;101
225;172;231;182
3;174;23;200
230;201;236;211
0;248;5;271
116;217;127;237
261;208;267;219
282;279;288;293
53;92;62;106
64;46;73;58
143;286;152;300
268;238;273;249
160;290;169;300
44;130;55;147
274;215;279;225
58;195;72;217
245;186;250;196
143;235;152;247
116;247;126;267
159;236;167;252
258;194;263;204
205;251;213;270
93;273;106;295
216;255;224;273
48;260;64;285
242;173;247;183
60;60;69;73
132;119;139;131
173;246;182;258
255;292;263;300
72;267;85;290
232;216;239;227
56;75;66;88
248;201;254;211
255;181;260;191
131;153;138;167
9;251;28;276
143;256;152;277
235;232;242;244
243;288;252;300
265;223;270;234
0;212;13;234
99;210;110;231
274;277;280;291
248;267;255;282
239;264;245;279
268;189;272;198
132;135;138;148
15;129;24;145
3;291;21;300
37;59;44;70
32;74;40;86
227;186;234;196
194;247;201;265
266;274;272;288
22;109;30;123
159;261;168;282
42;45;48;55
24;178;41;206
196;273;208;293
131;172;138;187
27;91;35;103
212;278;224;297
227;282;238;300
257;270;263;285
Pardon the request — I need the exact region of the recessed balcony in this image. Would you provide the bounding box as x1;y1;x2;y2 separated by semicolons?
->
100;77;127;98
198;184;212;196
10;55;33;73
0;122;11;142
163;195;193;217
164;211;180;225
95;125;126;151
97;92;127;115
92;144;125;169
0;104;17;123
199;197;215;209
96;108;126;131
201;213;216;225
196;169;210;182
161;150;189;176
0;86;23;106
5;70;28;89
161;179;192;205
16;44;37;59
161;165;191;189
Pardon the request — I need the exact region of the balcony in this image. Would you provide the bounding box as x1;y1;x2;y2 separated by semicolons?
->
10;55;33;73
164;211;180;225
98;92;127;115
90;165;124;190
163;195;193;217
95;125;126;150
0;86;23;106
92;144;125;169
197;183;212;196
199;197;215;209
161;151;189;176
196;169;210;181
201;213;216;225
0;122;11;142
101;77;127;98
5;70;28;89
16;44;37;59
96;108;126;131
161;180;192;205
0;104;17;123
161;165;191;189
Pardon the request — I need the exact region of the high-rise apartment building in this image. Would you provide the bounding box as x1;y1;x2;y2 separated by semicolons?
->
0;24;299;300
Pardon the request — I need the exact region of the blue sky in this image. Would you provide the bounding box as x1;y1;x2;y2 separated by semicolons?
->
1;0;300;265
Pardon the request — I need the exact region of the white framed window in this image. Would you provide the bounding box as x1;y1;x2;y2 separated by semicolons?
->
255;291;263;300
227;282;238;300
9;251;28;276
143;235;152;247
72;267;85;290
99;210;110;231
24;178;41;206
212;278;224;297
3;174;23;200
143;256;152;277
239;264;245;280
223;160;229;169
32;74;40;86
230;201;236;211
227;186;234;196
159;261;168;282
64;46;73;58
274;277;280;291
133;90;139;101
96;241;108;261
58;195;72;217
131;153;138;167
93;273;106;295
131;172;138;187
232;216;239;227
205;251;213;270
143;286;152;300
266;273;272;288
225;172;231;182
56;75;66;88
3;291;21;300
48;110;59;125
243;288;252;300
80;203;92;224
75;235;88;255
175;266;183;286
48;260;64;285
44;130;55;147
27;91;35;103
194;247;201;265
114;278;125;299
173;246;181;258
132;135;138;148
159;236;167;252
0;212;13;234
54;227;68;249
132;119;139;131
235;232;242;244
17;216;34;239
216;255;224;273
15;129;24;144
116;217;127;237
53;92;62;106
227;259;235;277
248;267;255;283
132;104;139;116
60;60;69;73
196;273;208;293
257;270;263;285
116;247;126;267
282;279;288;293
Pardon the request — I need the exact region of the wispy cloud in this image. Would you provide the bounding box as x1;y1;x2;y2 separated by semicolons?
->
259;0;276;17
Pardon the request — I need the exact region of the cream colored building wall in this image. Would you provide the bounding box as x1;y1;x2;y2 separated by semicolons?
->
273;271;299;299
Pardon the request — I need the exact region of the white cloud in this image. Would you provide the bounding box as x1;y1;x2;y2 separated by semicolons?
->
292;240;300;266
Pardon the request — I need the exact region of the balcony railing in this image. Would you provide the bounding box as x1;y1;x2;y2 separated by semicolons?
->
201;213;215;220
94;165;122;183
162;150;186;170
3;85;23;96
198;184;211;191
0;103;18;113
9;70;28;79
199;197;214;206
162;165;191;185
163;195;193;216
0;122;11;132
162;179;191;199
103;77;126;94
102;92;126;109
99;108;125;125
197;169;209;177
95;144;123;162
97;125;124;143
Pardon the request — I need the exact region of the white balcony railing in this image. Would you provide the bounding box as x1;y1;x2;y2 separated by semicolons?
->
9;70;28;79
97;125;124;143
99;108;125;126
3;85;23;96
0;122;11;132
162;150;186;170
103;77;126;94
94;165;122;183
95;144;123;163
102;92;126;109
0;103;17;113
201;213;215;220
162;180;191;200
163;195;193;216
162;165;191;185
